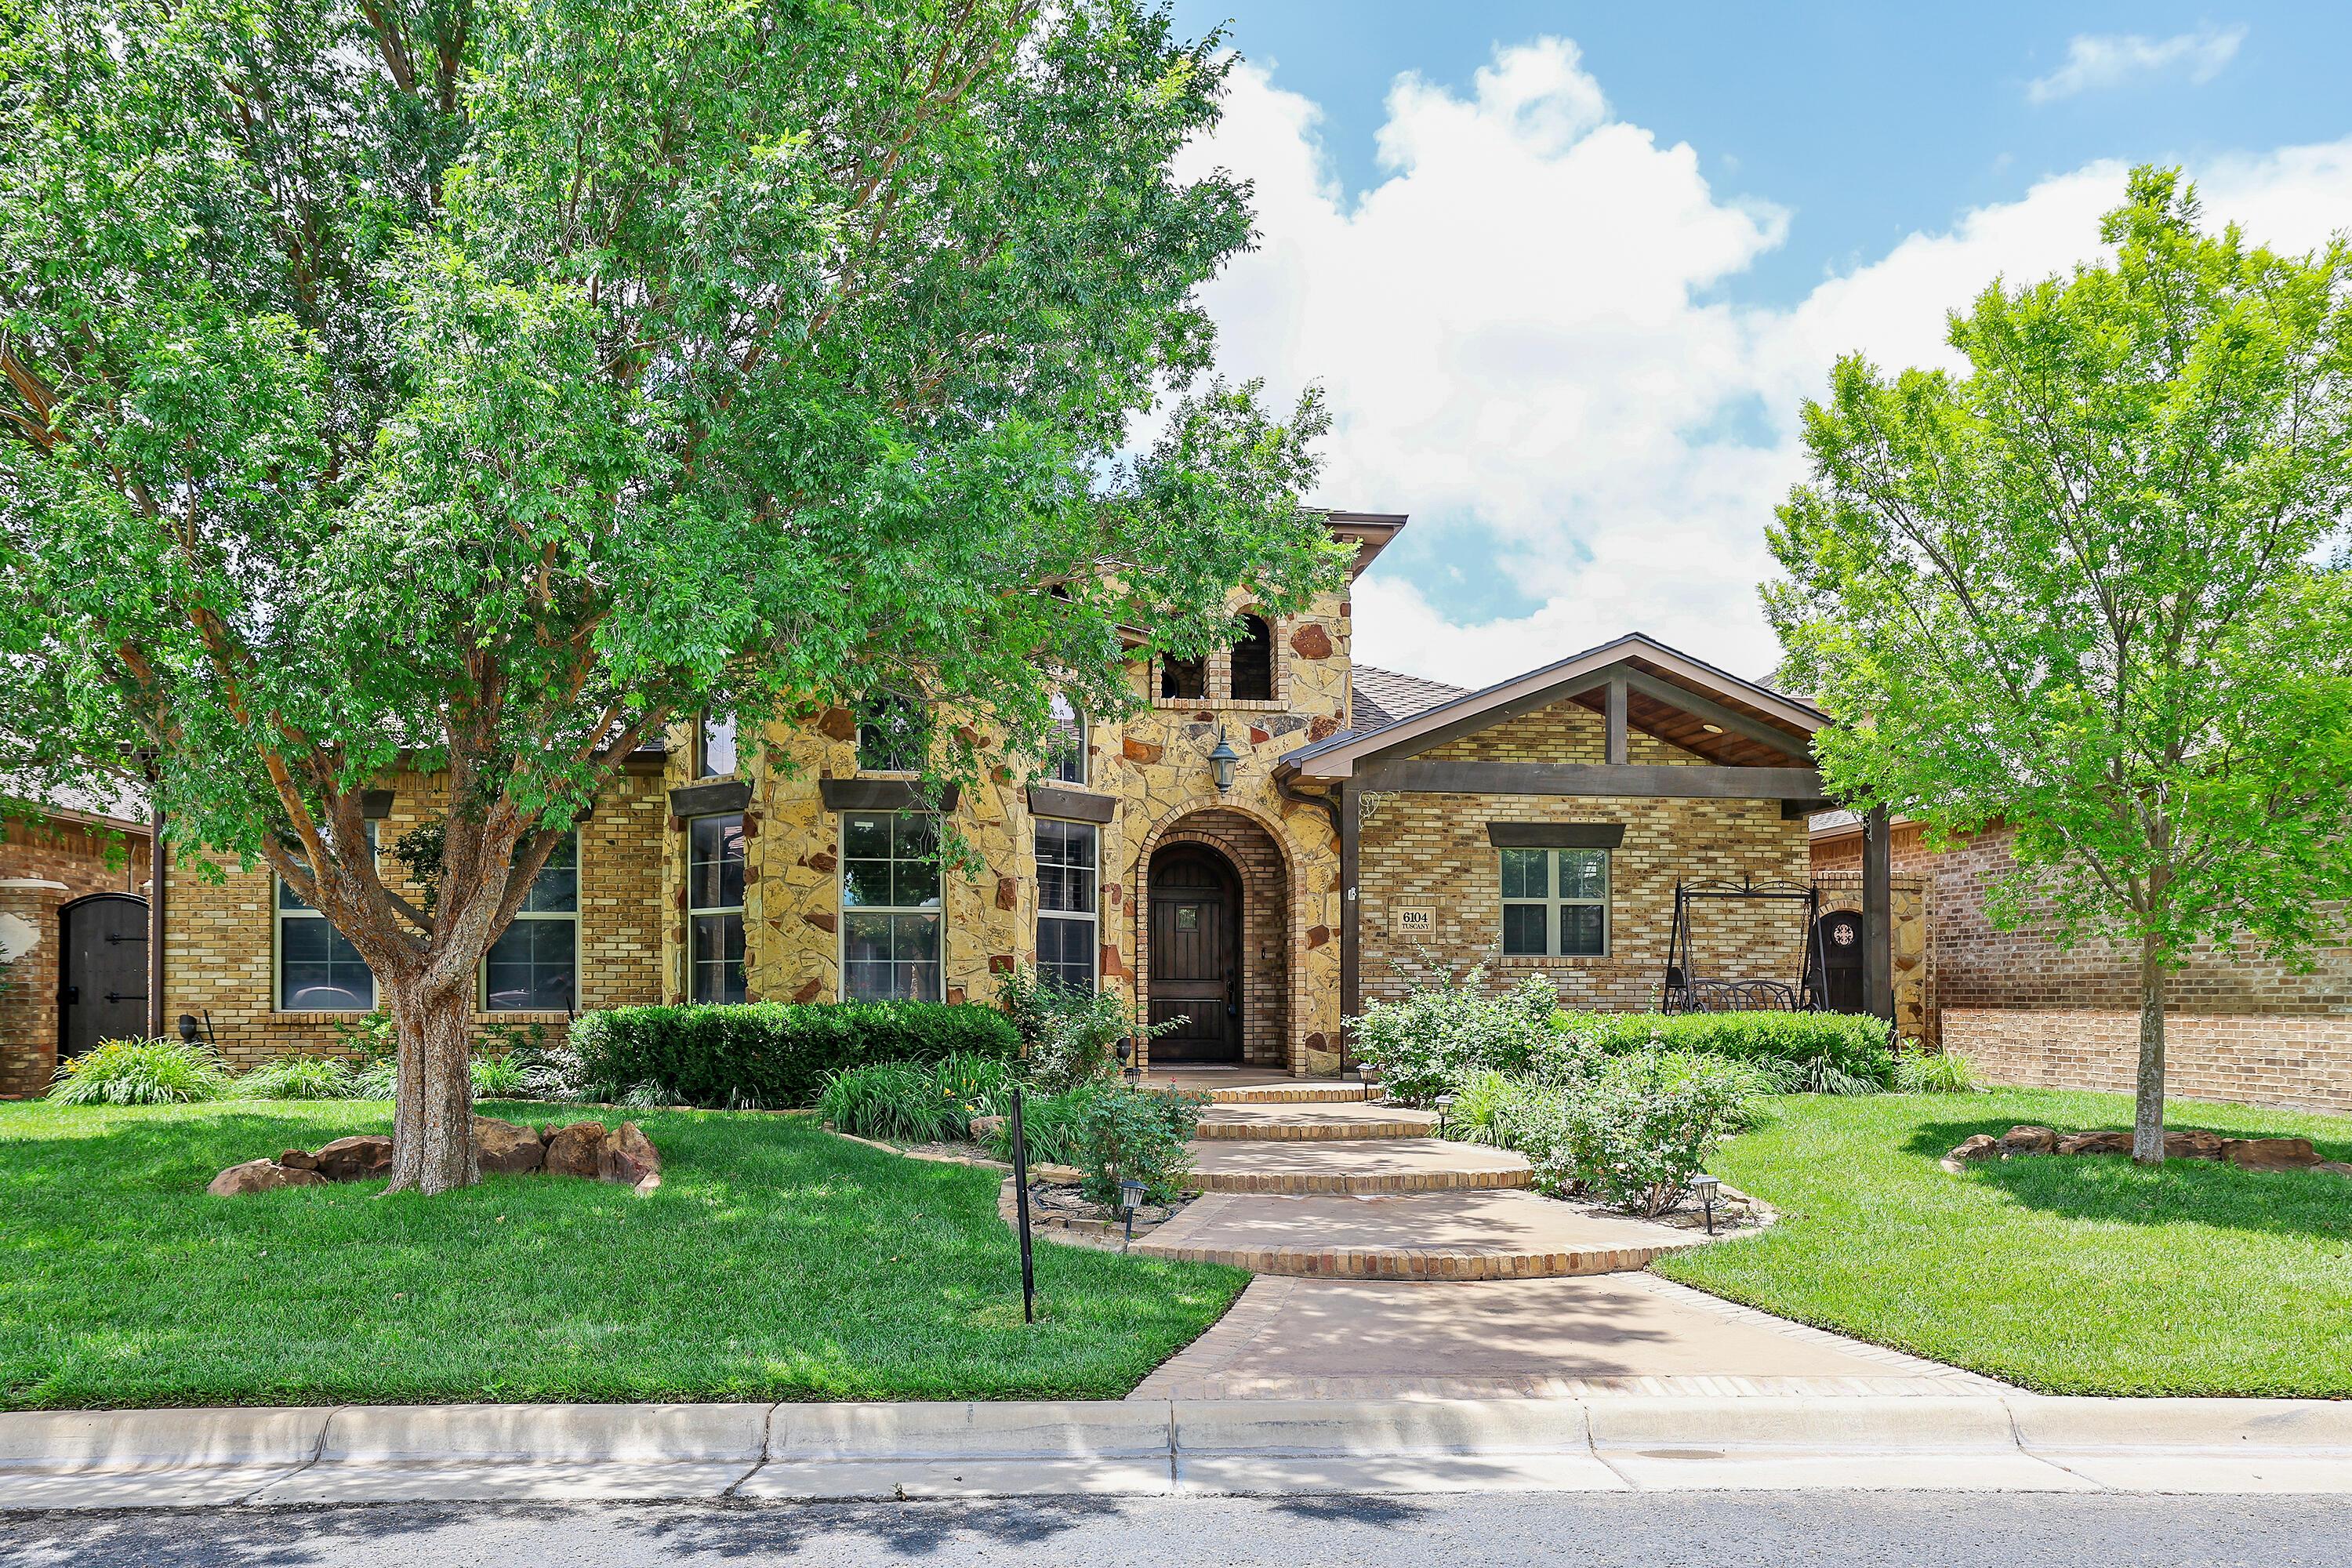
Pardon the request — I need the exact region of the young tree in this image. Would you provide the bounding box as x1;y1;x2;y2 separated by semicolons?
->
0;0;1345;1192
1768;169;2352;1165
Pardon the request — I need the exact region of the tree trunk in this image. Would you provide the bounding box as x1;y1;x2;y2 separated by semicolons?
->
386;979;480;1195
2131;937;2168;1167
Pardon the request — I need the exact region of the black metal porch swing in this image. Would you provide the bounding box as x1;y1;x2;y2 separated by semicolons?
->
1660;876;1831;1014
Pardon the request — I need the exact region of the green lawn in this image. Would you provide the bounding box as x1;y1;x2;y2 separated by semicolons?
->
0;1100;1247;1410
1657;1088;2352;1397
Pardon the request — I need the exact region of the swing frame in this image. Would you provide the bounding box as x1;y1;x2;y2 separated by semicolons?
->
1660;876;1830;1014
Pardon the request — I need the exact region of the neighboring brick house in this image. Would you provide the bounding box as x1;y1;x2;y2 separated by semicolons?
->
1;786;154;1097
5;511;1863;1083
1813;814;2352;1112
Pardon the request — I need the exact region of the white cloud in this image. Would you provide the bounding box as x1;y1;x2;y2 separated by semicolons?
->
1179;40;2352;691
2026;25;2245;103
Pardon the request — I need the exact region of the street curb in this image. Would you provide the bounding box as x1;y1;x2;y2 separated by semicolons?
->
5;1396;2352;1508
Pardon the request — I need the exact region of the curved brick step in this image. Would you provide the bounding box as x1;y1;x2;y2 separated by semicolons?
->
1193;1081;1385;1106
1193;1102;1436;1142
1187;1137;1532;1195
1138;1189;1701;1279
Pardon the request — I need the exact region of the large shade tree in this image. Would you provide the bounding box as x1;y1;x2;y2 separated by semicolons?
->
1769;169;2352;1163
0;0;1346;1191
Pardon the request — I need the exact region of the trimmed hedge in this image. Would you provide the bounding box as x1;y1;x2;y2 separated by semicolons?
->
570;1001;1022;1109
1552;1010;1896;1086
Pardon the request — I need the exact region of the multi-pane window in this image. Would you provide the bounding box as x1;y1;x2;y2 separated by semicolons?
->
698;713;737;778
277;822;378;1011
856;699;925;772
688;814;747;1004
1035;818;1098;993
841;811;942;1001
1499;848;1610;957
483;833;578;1011
1049;694;1087;786
1159;655;1206;700
1230;615;1275;701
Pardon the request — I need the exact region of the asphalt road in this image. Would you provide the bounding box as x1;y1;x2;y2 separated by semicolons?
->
5;1494;2350;1568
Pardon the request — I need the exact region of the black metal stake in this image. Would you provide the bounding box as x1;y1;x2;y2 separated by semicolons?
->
1011;1083;1036;1324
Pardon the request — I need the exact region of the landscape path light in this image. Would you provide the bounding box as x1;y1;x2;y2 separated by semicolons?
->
1690;1172;1721;1236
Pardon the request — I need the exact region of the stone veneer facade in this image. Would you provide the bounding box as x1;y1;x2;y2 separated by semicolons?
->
1813;817;2352;1109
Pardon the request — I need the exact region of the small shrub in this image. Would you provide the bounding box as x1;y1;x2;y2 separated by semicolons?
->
330;1008;397;1063
1759;1054;1887;1097
1552;1011;1896;1088
470;1051;532;1101
48;1039;231;1105
982;1082;1109;1167
996;966;1175;1092
1075;1087;1207;1206
571;1000;1021;1109
1346;967;1562;1104
1893;1048;1980;1094
1542;1051;1759;1217
234;1054;361;1100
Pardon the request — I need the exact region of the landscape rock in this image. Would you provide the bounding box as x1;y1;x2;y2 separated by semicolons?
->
472;1116;546;1175
1999;1124;2059;1156
597;1121;661;1189
2165;1129;2225;1160
2316;1162;2352;1179
1947;1134;2001;1162
2220;1137;2322;1171
208;1159;328;1197
310;1134;394;1182
971;1114;1006;1142
2056;1131;2135;1156
543;1120;608;1178
278;1149;321;1171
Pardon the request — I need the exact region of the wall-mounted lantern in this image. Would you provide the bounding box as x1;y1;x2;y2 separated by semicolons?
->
1207;725;1240;793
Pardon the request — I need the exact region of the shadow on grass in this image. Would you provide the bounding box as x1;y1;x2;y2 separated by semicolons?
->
1896;1115;2352;1243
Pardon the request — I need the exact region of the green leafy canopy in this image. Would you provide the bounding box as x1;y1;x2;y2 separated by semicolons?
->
1767;167;2352;970
0;0;1342;996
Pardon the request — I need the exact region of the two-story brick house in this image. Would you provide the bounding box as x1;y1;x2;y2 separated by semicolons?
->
52;510;1849;1083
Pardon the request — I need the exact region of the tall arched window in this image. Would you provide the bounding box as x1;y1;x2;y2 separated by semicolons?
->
1230;614;1274;701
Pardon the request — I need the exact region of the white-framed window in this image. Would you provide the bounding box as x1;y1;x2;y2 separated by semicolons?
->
483;833;579;1011
276;821;378;1011
840;810;942;1001
698;713;737;778
1049;693;1087;786
1035;818;1098;993
688;814;747;1004
1500;847;1610;958
856;699;925;773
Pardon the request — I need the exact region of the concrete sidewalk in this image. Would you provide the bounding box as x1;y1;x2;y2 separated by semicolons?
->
6;1396;2352;1509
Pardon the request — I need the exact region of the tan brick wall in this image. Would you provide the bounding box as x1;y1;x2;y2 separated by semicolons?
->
2;815;153;1094
1359;701;1813;1011
163;770;666;1066
1945;1007;2352;1116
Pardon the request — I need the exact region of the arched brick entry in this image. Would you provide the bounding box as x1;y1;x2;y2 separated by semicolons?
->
1142;809;1291;1070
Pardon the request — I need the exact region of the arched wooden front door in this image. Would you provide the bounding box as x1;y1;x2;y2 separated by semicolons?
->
1148;844;1240;1063
60;893;149;1059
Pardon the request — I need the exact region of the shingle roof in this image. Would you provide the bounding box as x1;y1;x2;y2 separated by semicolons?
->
1351;665;1468;730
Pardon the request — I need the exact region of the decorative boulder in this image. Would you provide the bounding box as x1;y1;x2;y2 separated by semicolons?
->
543;1120;608;1179
209;1159;327;1197
1948;1134;2001;1162
2220;1137;2322;1171
311;1134;394;1182
597;1121;661;1192
2057;1131;2135;1156
2000;1125;2059;1156
2165;1129;2225;1160
472;1116;546;1175
2317;1162;2352;1180
971;1114;1006;1142
279;1149;321;1171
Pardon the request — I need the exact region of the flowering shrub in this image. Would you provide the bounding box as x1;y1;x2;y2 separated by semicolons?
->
48;1038;230;1105
1542;1051;1759;1216
1345;967;1561;1104
1076;1087;1207;1206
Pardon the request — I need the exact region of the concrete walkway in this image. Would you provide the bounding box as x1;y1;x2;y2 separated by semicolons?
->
1132;1275;2006;1400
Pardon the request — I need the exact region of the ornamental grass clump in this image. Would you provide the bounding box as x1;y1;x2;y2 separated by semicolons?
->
233;1054;362;1101
1893;1048;1980;1094
48;1039;232;1105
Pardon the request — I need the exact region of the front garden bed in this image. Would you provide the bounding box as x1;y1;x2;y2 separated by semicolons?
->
0;1098;1247;1410
1655;1088;2352;1397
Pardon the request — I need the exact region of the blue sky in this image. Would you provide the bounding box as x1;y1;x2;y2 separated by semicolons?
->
1159;4;2352;686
